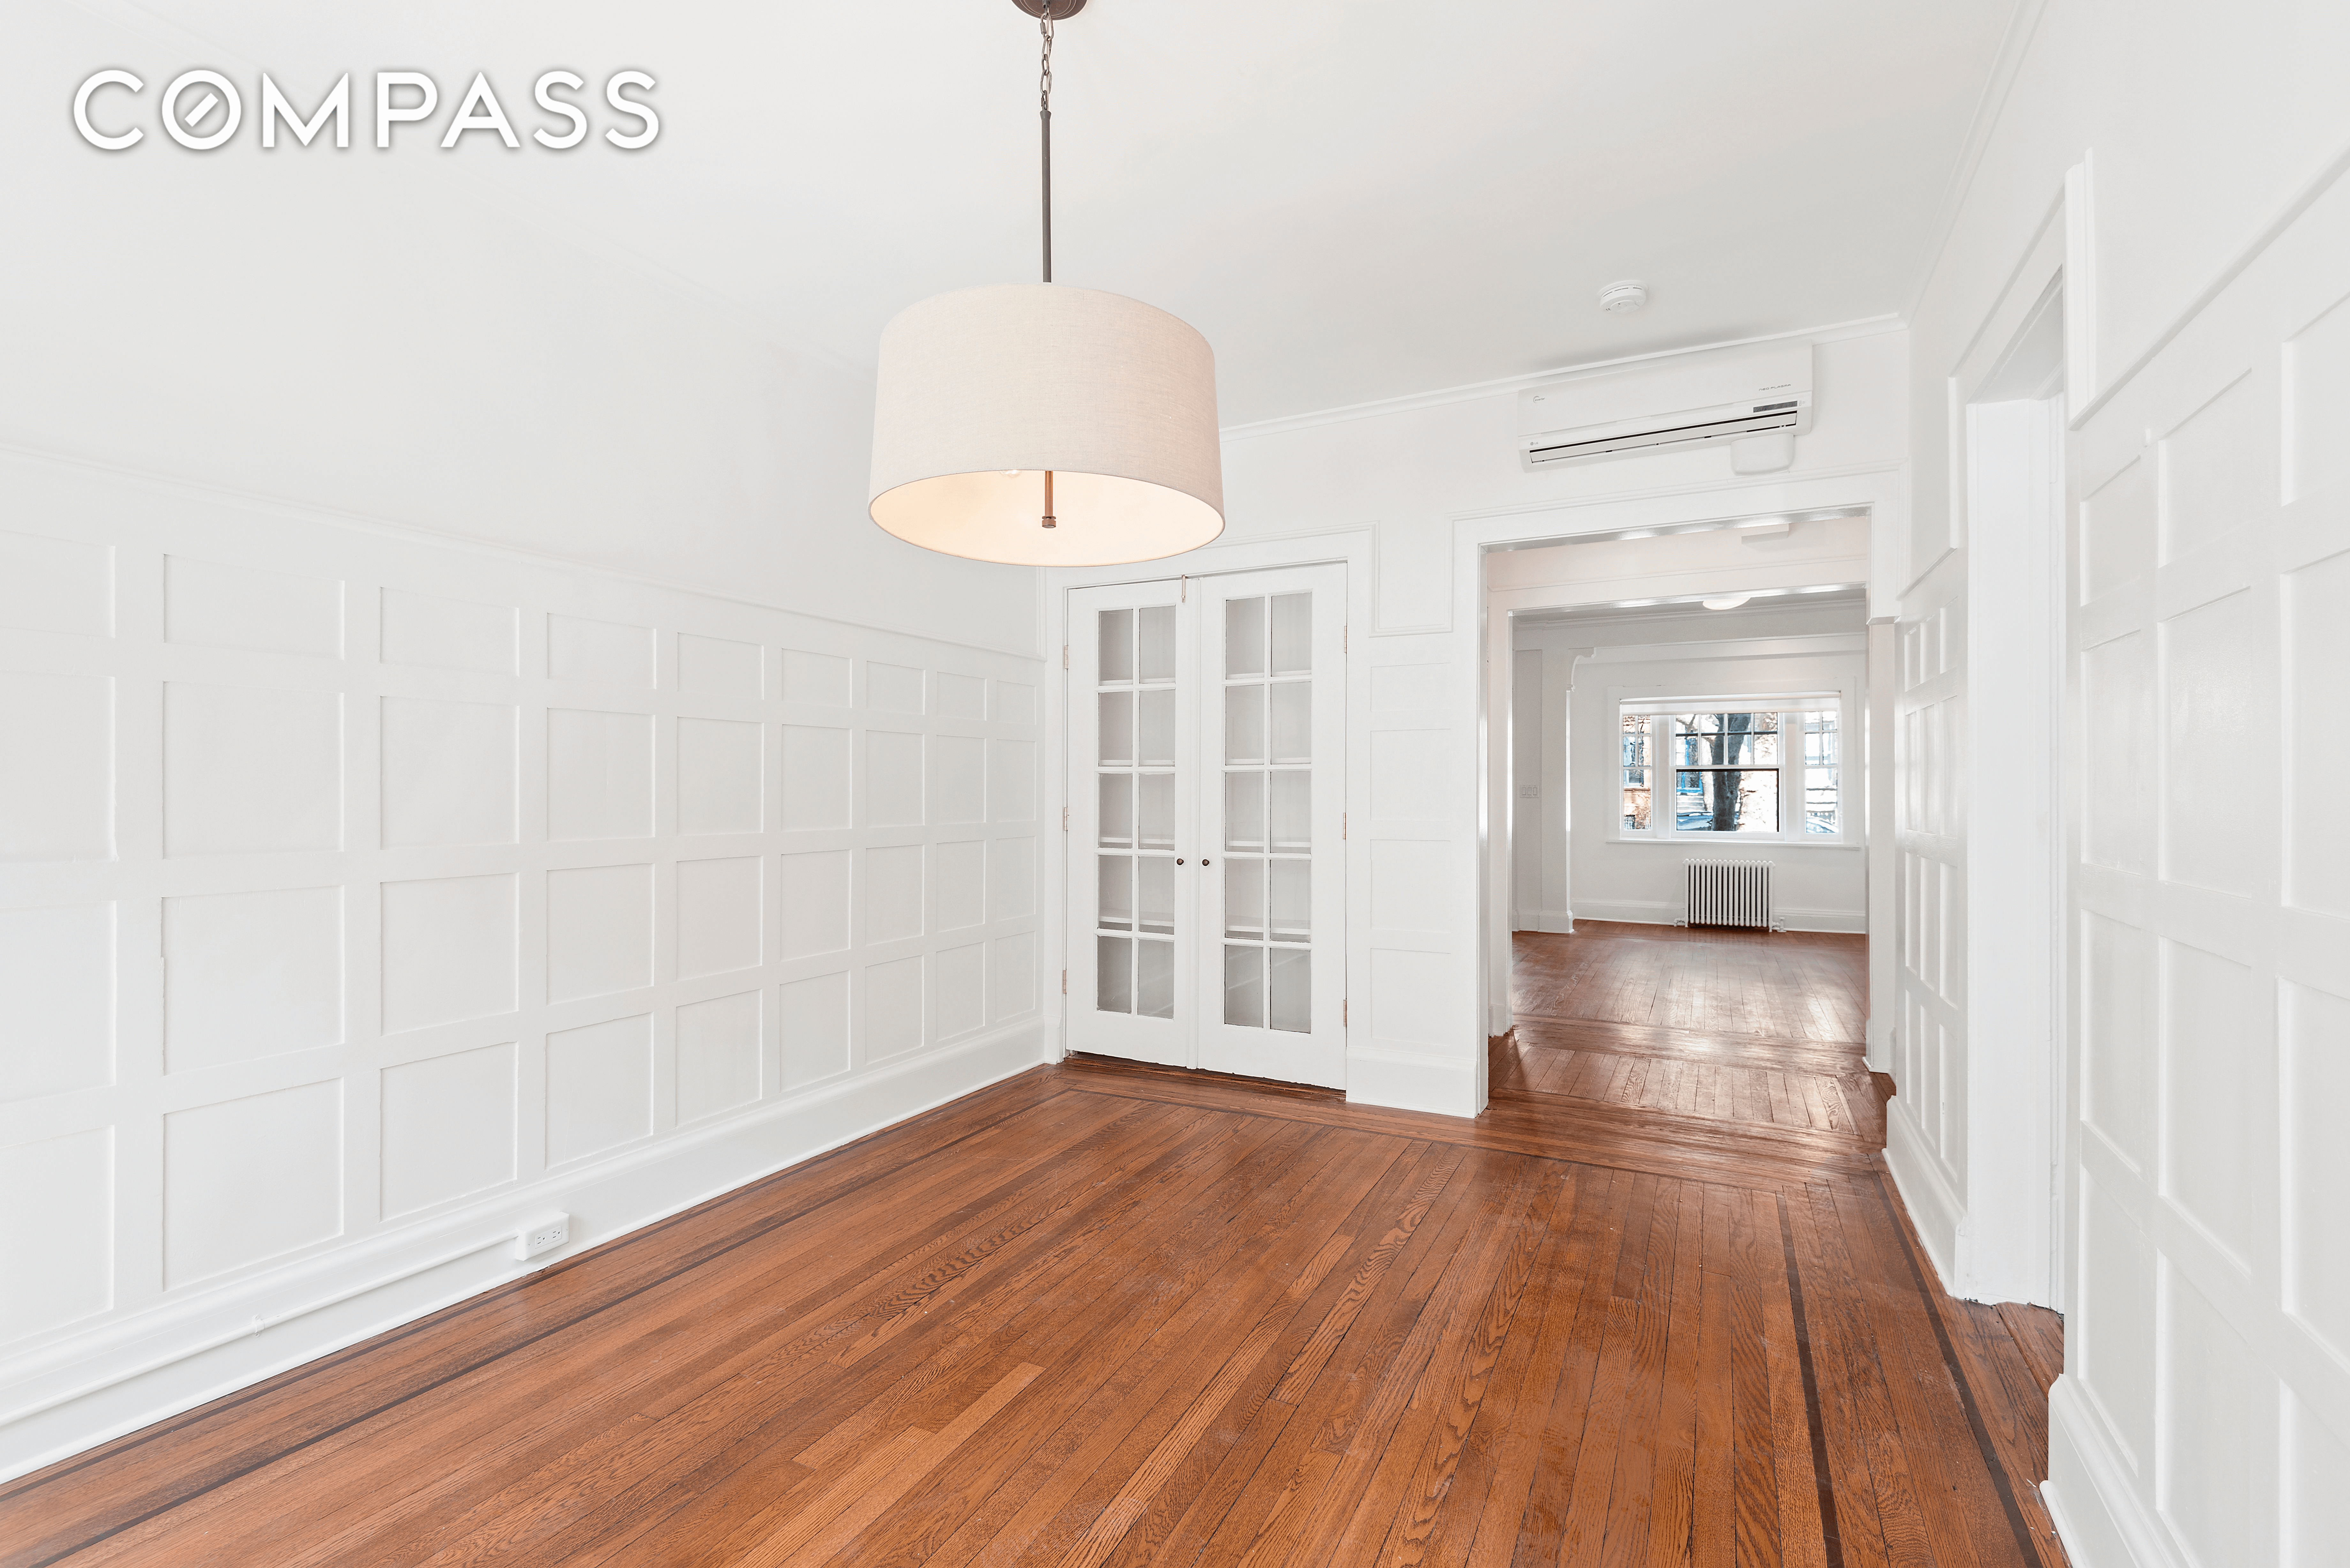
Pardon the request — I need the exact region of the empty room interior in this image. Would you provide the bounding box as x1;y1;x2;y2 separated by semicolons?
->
4;2;2347;1564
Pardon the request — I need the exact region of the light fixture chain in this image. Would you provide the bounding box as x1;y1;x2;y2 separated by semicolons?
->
1039;0;1055;284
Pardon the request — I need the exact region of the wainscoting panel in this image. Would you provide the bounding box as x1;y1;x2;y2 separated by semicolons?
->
0;454;1046;1478
2045;162;2350;1568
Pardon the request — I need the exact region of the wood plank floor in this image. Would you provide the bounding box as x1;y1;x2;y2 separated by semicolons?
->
2;927;2068;1567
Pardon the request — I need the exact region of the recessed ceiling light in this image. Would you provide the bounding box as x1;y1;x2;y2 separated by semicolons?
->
1598;280;1649;315
1701;596;1751;611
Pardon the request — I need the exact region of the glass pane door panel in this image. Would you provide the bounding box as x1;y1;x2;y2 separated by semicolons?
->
1225;772;1265;850
1270;593;1311;675
1138;856;1175;935
1137;938;1174;1018
1268;859;1310;941
1224;945;1264;1027
1098;935;1132;1013
1098;692;1133;765
1225;857;1264;939
1226;597;1266;677
1137;606;1177;682
1138;689;1176;766
1099;608;1133;682
1270;684;1311;764
1268;948;1310;1033
1098;855;1133;930
1269;772;1310;851
1138;773;1175;849
1224;685;1265;764
1099;774;1133;847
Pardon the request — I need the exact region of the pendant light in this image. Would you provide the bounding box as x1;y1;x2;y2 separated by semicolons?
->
866;0;1226;567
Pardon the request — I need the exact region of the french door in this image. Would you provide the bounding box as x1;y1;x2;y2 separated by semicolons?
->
1067;565;1347;1087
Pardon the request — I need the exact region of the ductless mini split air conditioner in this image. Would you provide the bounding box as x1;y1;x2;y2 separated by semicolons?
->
1517;343;1812;469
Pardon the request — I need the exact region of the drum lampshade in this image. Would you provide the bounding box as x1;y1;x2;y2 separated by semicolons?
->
867;284;1225;567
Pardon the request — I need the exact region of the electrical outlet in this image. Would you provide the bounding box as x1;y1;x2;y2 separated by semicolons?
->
515;1212;570;1262
1519;786;1539;798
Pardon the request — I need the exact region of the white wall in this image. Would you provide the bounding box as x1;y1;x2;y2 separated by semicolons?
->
1512;603;1869;934
3;2;1038;661
1143;329;1908;1113
1897;2;2350;1564
1;1;1052;1479
0;453;1047;1479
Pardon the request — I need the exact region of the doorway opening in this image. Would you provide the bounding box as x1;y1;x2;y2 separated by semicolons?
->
1495;555;1883;1143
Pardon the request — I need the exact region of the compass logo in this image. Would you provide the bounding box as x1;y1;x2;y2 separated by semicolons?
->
72;70;659;152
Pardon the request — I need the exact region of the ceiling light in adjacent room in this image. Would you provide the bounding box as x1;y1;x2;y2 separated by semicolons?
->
1701;595;1752;611
1598;279;1649;315
866;0;1224;567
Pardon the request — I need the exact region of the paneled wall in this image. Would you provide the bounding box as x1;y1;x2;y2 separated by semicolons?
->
2046;162;2350;1568
1887;554;1969;1252
1201;332;1910;1111
0;453;1045;1476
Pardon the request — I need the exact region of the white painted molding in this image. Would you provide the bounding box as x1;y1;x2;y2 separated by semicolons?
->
1452;461;1897;531
1556;634;1869;664
1348;1044;1479;1119
1510;910;1576;934
2069;129;2350;425
1900;0;2056;322
1882;1102;1966;1293
0;1021;1046;1482
0;439;1043;662
2045;1374;2184;1568
1865;1014;1893;1073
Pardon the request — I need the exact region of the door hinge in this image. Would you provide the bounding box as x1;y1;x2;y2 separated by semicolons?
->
1180;575;1188;601
1062;644;1069;670
1062;806;1070;832
1061;969;1068;995
1342;997;1348;1026
1341;811;1347;840
1344;625;1348;653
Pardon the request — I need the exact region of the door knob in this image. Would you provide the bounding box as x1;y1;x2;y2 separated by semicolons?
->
1176;858;1185;865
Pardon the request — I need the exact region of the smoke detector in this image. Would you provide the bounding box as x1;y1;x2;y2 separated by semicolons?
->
1598;279;1649;315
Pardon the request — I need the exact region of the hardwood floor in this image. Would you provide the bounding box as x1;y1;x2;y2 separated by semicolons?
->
3;925;2068;1567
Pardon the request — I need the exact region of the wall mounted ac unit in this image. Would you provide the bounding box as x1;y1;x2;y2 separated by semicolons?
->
1518;343;1812;468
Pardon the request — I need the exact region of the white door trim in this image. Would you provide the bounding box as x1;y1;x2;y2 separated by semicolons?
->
1044;527;1375;1096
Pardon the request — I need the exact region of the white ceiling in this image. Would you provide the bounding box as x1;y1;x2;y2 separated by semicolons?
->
123;0;2020;426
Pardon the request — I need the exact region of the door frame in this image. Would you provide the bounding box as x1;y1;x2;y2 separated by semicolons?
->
1043;527;1374;1095
1464;472;1912;1109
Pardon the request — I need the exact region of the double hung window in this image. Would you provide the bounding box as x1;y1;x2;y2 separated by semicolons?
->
1617;699;1843;840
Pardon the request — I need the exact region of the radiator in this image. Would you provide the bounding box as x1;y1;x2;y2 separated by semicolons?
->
1683;860;1774;930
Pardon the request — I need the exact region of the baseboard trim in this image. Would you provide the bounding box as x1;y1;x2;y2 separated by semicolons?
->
1512;909;1576;934
0;1021;1047;1482
1881;1104;1965;1293
1568;899;1867;934
1347;1044;1479;1119
2045;1373;2179;1568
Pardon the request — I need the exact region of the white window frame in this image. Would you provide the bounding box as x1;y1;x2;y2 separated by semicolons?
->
1613;694;1851;845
